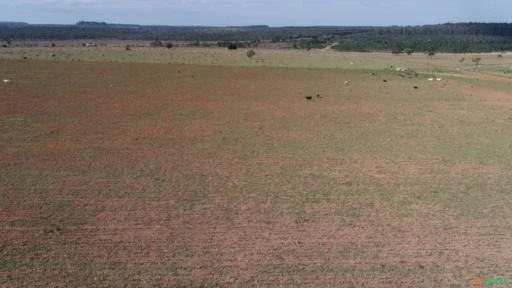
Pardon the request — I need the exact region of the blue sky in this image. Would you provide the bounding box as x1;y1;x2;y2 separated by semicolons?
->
0;0;511;26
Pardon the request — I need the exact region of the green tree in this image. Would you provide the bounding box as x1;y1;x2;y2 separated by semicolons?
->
403;48;414;55
246;50;256;58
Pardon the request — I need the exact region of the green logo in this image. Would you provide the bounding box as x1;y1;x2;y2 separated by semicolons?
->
471;276;509;286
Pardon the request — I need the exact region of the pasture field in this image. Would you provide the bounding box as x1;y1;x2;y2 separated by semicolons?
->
1;48;512;287
2;46;512;73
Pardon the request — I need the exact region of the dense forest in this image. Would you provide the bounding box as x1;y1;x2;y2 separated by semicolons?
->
1;22;512;53
334;23;512;53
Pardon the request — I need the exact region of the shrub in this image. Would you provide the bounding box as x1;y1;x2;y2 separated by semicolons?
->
391;47;403;54
166;43;173;49
396;68;418;78
246;50;256;58
227;43;237;50
403;48;414;55
150;39;163;48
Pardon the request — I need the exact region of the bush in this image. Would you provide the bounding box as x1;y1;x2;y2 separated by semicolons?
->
150;39;163;47
227;43;237;50
403;48;414;55
246;50;256;58
396;68;418;78
166;43;173;49
391;47;403;54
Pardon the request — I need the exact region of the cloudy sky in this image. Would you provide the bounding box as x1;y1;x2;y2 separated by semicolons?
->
0;0;511;26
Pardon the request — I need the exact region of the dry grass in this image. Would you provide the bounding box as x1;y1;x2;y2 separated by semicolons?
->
2;46;512;74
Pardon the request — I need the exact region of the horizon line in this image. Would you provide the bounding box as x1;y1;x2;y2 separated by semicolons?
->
1;20;512;28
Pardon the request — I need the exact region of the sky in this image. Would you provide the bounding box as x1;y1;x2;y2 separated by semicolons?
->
0;0;511;27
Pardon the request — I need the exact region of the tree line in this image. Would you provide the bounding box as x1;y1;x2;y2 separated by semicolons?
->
1;22;512;53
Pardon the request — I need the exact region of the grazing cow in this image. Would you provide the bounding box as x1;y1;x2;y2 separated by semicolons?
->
2;79;11;84
414;86;419;89
305;96;313;101
382;79;388;83
344;81;350;86
316;93;322;99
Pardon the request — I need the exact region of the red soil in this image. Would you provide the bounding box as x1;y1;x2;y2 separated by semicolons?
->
1;60;512;287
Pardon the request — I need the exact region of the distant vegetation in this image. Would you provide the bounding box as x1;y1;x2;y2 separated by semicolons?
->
2;22;512;53
246;50;256;58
